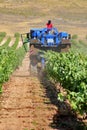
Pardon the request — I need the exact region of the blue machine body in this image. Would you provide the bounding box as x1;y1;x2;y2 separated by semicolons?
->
30;27;70;47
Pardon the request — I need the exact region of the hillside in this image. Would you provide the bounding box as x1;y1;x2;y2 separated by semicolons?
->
0;0;87;38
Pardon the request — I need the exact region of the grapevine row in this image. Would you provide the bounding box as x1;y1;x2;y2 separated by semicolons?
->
0;32;26;93
45;51;87;115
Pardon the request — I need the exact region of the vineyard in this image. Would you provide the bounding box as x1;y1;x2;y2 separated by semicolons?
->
0;31;87;129
0;0;87;129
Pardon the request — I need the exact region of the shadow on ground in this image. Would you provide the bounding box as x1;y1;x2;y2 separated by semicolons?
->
39;73;87;130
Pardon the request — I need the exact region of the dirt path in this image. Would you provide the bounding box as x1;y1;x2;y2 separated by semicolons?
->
0;52;57;130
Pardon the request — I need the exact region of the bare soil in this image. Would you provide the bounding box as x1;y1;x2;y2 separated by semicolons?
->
0;13;87;39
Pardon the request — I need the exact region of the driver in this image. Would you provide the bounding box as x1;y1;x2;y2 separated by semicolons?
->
46;20;53;30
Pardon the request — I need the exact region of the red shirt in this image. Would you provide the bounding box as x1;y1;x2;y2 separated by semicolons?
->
46;23;53;29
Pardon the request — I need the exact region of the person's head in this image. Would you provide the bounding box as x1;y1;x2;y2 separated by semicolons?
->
47;20;51;25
